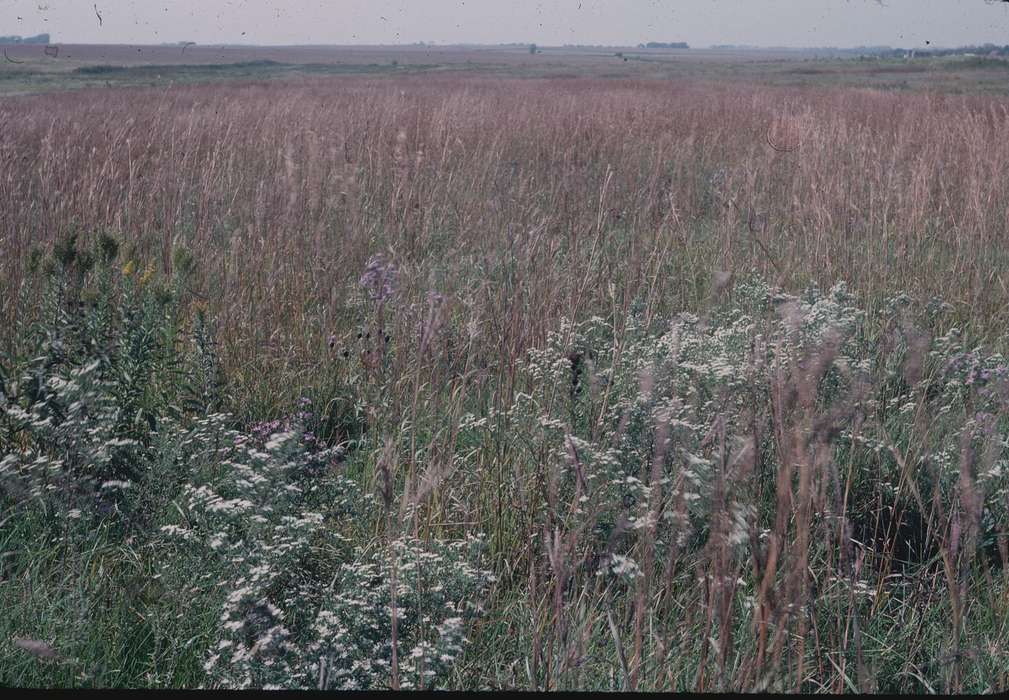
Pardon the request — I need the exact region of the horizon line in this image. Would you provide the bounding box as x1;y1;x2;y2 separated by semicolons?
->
3;39;991;52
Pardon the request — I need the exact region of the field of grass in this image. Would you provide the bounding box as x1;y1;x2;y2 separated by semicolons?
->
4;42;1009;95
1;48;1008;692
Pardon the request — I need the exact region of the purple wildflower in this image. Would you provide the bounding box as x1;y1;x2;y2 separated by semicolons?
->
360;254;398;302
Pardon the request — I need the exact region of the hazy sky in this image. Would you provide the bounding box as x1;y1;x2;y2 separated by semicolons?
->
4;1;1008;48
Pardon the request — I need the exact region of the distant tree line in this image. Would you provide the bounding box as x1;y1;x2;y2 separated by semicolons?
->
0;33;51;45
637;42;689;49
707;43;1009;59
882;43;1009;59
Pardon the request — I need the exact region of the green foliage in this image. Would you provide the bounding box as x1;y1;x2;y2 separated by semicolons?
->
2;249;1007;691
0;239;493;689
2;235;214;521
451;274;1008;690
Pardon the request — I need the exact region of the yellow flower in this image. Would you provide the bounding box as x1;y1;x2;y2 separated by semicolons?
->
122;260;136;276
139;264;155;286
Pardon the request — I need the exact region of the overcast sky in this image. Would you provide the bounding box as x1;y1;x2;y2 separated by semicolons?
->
3;1;1008;48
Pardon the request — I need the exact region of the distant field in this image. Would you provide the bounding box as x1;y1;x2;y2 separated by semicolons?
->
0;42;822;67
2;43;1009;94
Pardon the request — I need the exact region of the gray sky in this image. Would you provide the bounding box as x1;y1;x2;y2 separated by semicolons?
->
3;1;1008;48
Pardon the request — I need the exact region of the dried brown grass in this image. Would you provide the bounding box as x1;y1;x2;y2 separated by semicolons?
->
4;77;1009;379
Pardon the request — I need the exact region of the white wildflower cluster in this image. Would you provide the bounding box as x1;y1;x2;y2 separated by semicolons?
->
157;411;492;690
307;535;493;690
0;356;139;518
487;275;1009;598
0;252;217;525
847;304;1009;508
596;553;644;580
158;414;354;689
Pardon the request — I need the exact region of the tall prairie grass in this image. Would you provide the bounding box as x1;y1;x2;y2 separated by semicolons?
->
2;75;1009;692
4;78;1009;390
